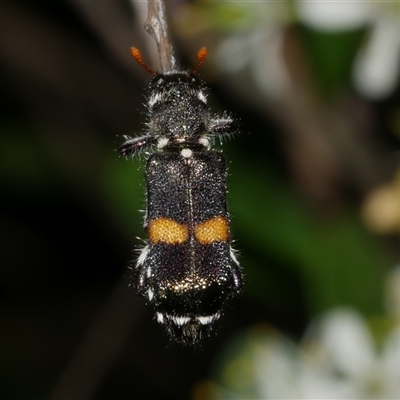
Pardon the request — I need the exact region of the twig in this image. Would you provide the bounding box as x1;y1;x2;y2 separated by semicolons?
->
144;0;176;72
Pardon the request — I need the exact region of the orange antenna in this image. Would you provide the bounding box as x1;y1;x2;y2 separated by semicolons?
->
131;47;156;75
191;47;207;73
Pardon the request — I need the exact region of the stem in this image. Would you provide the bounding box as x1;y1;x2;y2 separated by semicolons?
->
145;0;176;72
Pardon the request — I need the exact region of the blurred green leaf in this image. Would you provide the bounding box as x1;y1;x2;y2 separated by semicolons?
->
0;123;54;193
300;26;367;94
102;153;145;239
229;152;388;316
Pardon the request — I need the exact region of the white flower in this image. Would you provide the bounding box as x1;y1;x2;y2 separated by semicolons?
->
296;0;375;31
352;11;400;99
217;2;400;100
210;308;400;399
216;2;292;101
296;0;400;99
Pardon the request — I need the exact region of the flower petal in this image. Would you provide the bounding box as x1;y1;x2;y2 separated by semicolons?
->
306;308;375;379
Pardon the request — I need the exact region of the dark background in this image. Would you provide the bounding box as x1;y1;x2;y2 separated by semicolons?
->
1;1;397;399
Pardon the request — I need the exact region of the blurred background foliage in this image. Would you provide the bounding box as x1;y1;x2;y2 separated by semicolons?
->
1;1;400;399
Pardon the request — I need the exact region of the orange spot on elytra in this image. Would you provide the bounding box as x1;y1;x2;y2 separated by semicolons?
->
149;218;189;244
194;216;229;244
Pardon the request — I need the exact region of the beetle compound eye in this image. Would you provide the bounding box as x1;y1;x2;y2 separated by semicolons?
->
119;48;242;345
